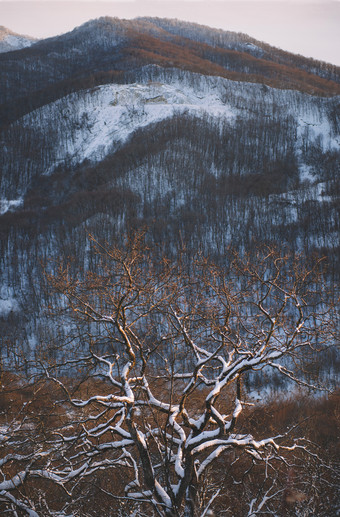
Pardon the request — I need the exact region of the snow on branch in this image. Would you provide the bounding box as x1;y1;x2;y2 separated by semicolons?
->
22;237;335;516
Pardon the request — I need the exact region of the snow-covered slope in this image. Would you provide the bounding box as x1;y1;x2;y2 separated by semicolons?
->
26;79;237;171
0;26;37;53
9;69;338;189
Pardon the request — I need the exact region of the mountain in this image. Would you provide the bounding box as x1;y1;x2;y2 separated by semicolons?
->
0;20;339;517
0;26;37;53
0;18;339;388
0;17;339;127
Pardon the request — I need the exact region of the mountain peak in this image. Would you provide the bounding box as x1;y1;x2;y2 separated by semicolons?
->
0;26;37;53
74;16;120;31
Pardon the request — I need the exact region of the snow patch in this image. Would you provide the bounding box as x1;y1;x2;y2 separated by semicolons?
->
0;198;23;215
0;297;19;317
297;114;339;151
299;163;315;182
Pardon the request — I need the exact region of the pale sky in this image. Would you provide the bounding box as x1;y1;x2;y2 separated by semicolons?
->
1;1;339;66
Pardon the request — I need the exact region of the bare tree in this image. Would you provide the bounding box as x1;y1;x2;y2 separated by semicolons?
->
36;233;335;516
0;375;75;517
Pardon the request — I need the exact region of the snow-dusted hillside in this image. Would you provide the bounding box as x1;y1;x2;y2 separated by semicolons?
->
21;77;237;172
2;68;338;200
38;78;340;170
0;21;339;392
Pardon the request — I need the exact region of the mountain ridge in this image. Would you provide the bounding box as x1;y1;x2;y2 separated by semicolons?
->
0;17;339;128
